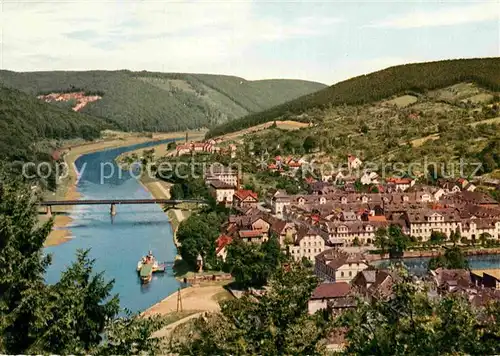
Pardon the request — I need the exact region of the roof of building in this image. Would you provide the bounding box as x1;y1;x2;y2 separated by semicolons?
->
209;179;236;189
238;230;264;238
431;268;472;289
215;235;233;254
351;268;397;298
386;177;414;184
368;215;387;222
315;249;367;270
471;269;500;280
311;282;351;300
234;189;258;201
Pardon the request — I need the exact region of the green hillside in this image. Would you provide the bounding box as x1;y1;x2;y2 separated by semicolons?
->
0;85;104;162
228;80;500;182
207;57;500;137
0;70;325;132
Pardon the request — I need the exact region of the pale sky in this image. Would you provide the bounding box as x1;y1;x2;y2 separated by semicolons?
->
1;0;499;84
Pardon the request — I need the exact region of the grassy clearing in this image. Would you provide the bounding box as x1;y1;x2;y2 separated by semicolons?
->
161;310;203;325
383;95;418;108
468;116;500;127
218;120;310;141
407;116;499;148
211;289;234;303
410;133;440;147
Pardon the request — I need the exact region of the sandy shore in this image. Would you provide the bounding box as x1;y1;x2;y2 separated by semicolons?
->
43;131;192;247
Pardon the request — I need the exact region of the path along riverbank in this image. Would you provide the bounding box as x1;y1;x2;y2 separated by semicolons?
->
42;132;200;247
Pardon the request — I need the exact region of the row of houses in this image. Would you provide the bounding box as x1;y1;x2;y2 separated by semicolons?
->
203;165;499;265
270;187;500;245
176;141;237;157
307;264;500;350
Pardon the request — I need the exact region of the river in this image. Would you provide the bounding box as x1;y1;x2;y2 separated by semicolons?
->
373;253;500;276
45;139;180;313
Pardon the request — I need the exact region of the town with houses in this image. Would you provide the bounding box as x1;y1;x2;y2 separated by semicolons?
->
116;131;500;350
199;152;500;349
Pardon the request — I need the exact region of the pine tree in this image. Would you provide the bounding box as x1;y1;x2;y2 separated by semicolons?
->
0;178;167;354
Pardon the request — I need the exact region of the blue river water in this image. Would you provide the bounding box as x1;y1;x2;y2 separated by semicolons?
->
45;139;181;313
373;253;500;276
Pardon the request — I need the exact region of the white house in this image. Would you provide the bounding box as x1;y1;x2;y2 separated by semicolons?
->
315;250;369;283
360;171;379;185
289;226;327;261
209;180;235;204
347;155;363;170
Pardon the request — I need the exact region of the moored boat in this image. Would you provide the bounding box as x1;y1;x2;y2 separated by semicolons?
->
139;263;153;284
136;251;166;273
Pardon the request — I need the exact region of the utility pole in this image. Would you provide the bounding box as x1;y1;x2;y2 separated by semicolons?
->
176;287;183;312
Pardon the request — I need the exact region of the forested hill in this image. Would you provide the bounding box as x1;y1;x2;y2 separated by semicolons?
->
0;70;326;132
206;57;500;137
0;85;104;162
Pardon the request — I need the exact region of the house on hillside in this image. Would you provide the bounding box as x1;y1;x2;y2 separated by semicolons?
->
233;189;259;209
315;250;369;283
308;282;351;314
215;235;233;261
347;155;362;170
176;144;191;156
204;165;239;187
289;226;327;261
209;180;236;205
386;177;415;192
360;171;379;185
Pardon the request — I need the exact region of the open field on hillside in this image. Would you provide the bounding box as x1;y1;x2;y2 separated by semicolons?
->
410;133;441;147
382;94;418;108
468;116;500;127
410;116;500;147
218;120;310;141
207;58;500;138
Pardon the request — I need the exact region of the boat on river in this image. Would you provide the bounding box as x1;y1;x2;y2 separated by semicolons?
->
136;251;166;277
139;264;153;284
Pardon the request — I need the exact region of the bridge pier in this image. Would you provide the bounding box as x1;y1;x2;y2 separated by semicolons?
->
46;205;52;218
110;203;117;216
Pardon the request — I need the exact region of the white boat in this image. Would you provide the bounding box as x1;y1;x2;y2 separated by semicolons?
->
136;255;166;273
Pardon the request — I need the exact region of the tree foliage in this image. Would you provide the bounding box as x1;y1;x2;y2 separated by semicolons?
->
176;210;227;270
207;58;500;137
0;179;166;354
224;234;284;288
340;268;500;355
428;246;469;270
0;70;324;132
374;225;411;258
173;264;332;355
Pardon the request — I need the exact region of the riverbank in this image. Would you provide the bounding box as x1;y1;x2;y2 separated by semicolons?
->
367;247;500;262
115;129;207;167
139;175;187;240
43;131;191;247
